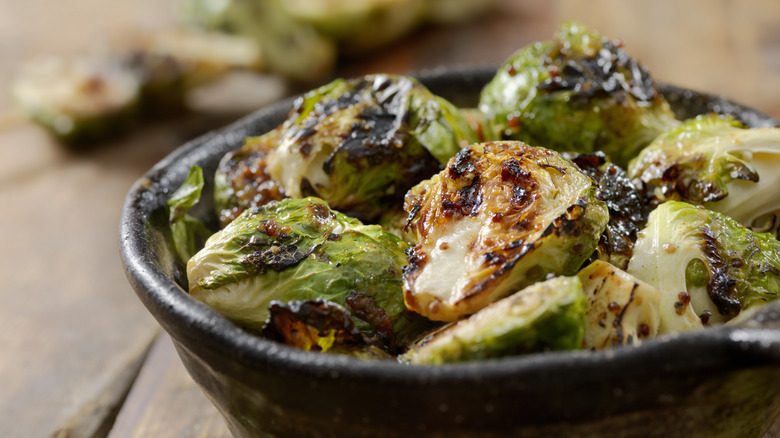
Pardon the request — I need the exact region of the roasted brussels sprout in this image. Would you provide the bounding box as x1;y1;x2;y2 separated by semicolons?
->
401;276;587;364
577;260;662;349
628;114;780;236
403;141;609;322
262;74;479;222
425;0;497;24
627;201;780;333
12;30;261;145
279;0;426;55
478;22;679;167
214;130;288;227
167;166;213;263
187;197;427;348
121;29;262;115
262;299;395;359
179;0;336;82
565;152;648;270
11;56;141;145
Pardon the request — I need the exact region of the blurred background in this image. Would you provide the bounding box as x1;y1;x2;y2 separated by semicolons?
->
1;0;780;437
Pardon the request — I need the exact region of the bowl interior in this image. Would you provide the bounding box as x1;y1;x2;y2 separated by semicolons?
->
120;66;780;383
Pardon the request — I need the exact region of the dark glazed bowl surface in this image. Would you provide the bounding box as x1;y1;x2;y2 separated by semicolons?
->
120;66;780;438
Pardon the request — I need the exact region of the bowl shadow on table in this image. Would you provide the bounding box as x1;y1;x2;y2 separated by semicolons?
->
121;66;780;438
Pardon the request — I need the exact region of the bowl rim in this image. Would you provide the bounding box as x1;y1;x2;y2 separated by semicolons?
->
119;65;780;384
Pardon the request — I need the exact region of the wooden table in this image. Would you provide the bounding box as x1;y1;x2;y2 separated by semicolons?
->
2;1;780;437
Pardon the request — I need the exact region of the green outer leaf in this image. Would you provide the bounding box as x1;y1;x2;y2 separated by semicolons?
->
401;276;587;364
166;165;211;262
704;207;780;312
194;197;355;290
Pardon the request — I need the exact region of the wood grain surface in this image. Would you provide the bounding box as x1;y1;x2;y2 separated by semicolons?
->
1;0;780;437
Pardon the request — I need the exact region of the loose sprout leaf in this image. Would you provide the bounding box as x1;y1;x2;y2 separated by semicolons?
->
478;21;679;167
166;165;212;263
187;197;429;349
168;165;205;222
402;141;608;322
627;201;780;333
215;74;478;226
629;113;780;237
401;276;587;364
577;260;661;349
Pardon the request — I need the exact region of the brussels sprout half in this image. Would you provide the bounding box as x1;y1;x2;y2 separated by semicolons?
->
627;201;780;333
628;113;780;237
214;130;288;227
187;197;428;349
11;56;141;145
265;74;479;222
478;22;679;167
401;276;587;365
403;141;608;322
577;260;662;349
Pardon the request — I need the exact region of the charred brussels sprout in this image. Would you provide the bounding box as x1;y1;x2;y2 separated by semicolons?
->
565;152;648;270
628;114;780;236
401;276;587;364
279;0;426;55
403;141;608;322
167;166;213;263
577;261;662;349
627;201;780;333
478;22;679;167
214;130;288;227
187;197;426;349
265;74;479;222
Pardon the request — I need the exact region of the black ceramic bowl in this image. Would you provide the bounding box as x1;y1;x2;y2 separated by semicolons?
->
120;67;780;438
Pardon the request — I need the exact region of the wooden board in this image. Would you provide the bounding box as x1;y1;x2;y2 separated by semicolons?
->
108;334;231;438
